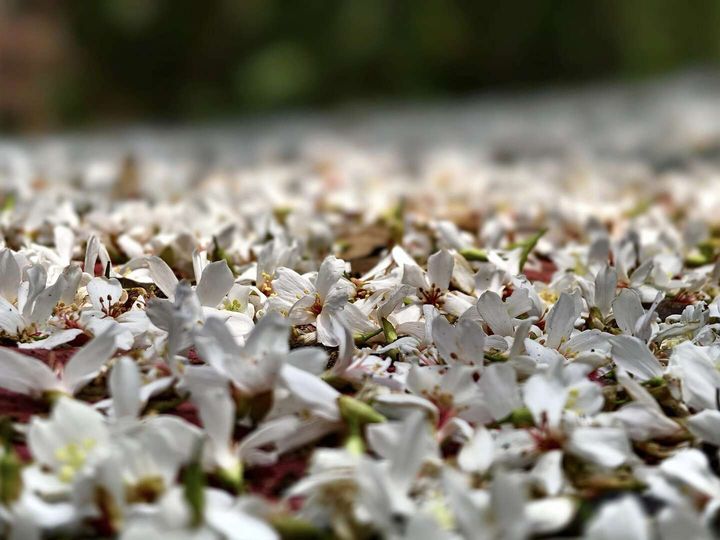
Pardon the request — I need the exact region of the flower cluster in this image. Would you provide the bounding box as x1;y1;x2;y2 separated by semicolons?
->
0;140;720;539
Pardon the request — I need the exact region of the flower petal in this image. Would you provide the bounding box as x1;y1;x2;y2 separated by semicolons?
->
610;335;663;381
86;277;123;312
62;329;118;393
196;260;235;307
427;249;453;292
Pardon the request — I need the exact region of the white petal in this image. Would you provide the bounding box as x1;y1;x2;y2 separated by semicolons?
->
243;311;290;359
329;318;354;376
272;267;313;306
28;275;66;324
442;468;487;539
490;470;530;540
62;329;117;393
238;416;301;465
545;292;579;349
206;508;278;540
523;339;564;367
656;505;712;540
432;315;457;362
204;309;254;343
457;319;486;364
660;449;720;499
0;347;58;396
530;450;564;496
612;402;680;441
53;225;74;265
229;355;283;396
286;347;328;375
524;370;568;428
402;264;427;290
19;329;83;350
315;311;339;347
83;235;110;278
634;291;662;343
59;265;82;305
146;256;178;300
568;427;632;468
192;386;234;462
404;513;456;540
687;410;720;446
109;356;142;420
610;335;663;381
479;363;522;420
14;491;75;532
476;291;514;336
526;497;576;535
505;287;533;318
279;364;340;421
336;301;374;335
373;393;439;420
670;341;720;410
391;245;419;269
315;256;345;301
0;249;21;302
585;496;650;540
22;265;47;319
389;410;433;490
458;426;494;474
427;250;454;292
594;265;617;317
0;296;25;335
196;260;235;307
192;248;208;283
86;277;123;312
452;252;476;294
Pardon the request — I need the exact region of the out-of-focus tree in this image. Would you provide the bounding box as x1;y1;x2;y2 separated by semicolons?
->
3;0;720;133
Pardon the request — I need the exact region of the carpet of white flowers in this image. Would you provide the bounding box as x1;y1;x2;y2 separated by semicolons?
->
5;79;720;538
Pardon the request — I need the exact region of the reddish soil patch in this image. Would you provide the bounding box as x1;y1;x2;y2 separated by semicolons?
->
524;259;557;283
245;453;309;499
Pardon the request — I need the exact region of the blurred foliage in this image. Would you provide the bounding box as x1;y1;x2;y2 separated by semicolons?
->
6;0;720;130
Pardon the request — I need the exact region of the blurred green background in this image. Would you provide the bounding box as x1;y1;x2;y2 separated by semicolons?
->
3;0;720;133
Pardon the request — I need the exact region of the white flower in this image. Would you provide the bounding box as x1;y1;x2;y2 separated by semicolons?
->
27;397;111;487
401;249;471;316
376;364;494;431
194;312;288;396
612;288;661;341
270;255;351;346
81;276;149;349
355;411;436;533
443;466;574;540
0;258;81;348
190;383;308;480
433;312;485;368
473;287;533;337
523;356;604;429
146;282;205;366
